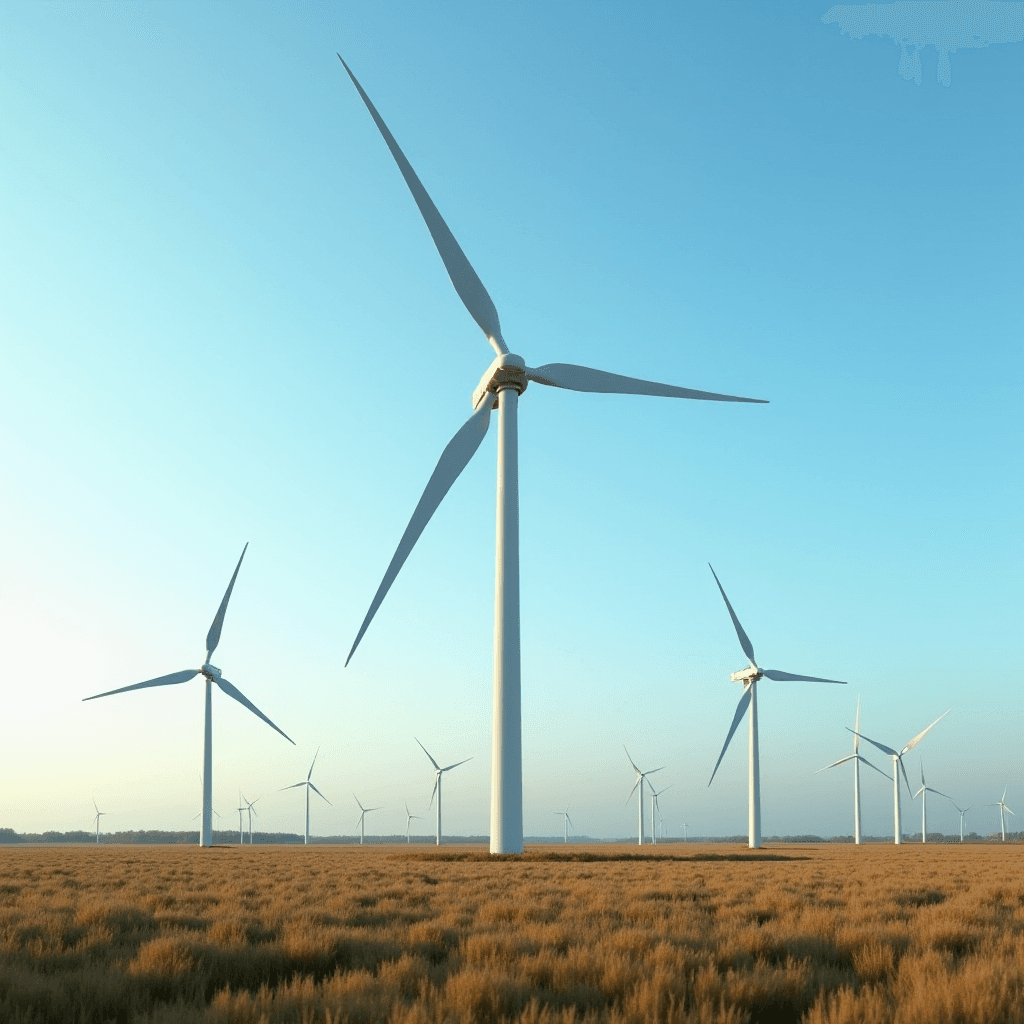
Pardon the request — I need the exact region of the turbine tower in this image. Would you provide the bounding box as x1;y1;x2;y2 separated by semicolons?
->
554;807;573;844
91;799;106;845
82;545;294;847
338;56;767;855
353;795;381;845
987;786;1015;842
281;747;331;845
650;784;671;845
815;697;889;844
914;761;951;844
951;802;971;843
416;738;471;847
624;747;663;847
848;710;950;845
706;564;847;848
405;801;424;843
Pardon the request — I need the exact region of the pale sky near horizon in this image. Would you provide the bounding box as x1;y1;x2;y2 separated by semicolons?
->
1;2;1021;842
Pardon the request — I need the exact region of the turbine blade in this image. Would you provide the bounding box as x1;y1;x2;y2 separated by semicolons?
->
622;745;641;774
337;56;506;356
626;777;641;803
442;757;472;772
814;754;856;773
857;756;892;781
206;543;247;659
308;746;320;781
83;669;199;701
708;687;752;787
309;783;332;805
845;728;898;758
901;709;950;755
914;785;925;799
279;782;307;791
853;696;861;752
708;565;757;666
428;776;439;809
898;756;912;797
526;364;767;404
353;794;364;811
415;738;442;771
762;669;847;684
215;678;294;744
928;787;952;801
1005;806;1016;816
566;814;573;828
346;398;494;666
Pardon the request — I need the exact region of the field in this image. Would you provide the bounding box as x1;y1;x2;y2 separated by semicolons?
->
0;844;1021;1024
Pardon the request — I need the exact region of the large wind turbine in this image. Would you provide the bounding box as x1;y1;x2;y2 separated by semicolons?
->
988;786;1015;842
416;738;471;847
281;748;331;845
405;801;424;844
650;784;671;845
353;795;381;845
624;747;663;847
82;545;294;847
815;697;889;844
91;799;106;844
337;57;767;855
914;761;951;844
848;710;950;845
706;565;847;849
554;807;573;844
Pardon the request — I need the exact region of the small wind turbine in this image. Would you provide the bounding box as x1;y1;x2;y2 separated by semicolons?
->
236;792;246;844
405;801;423;843
554;806;573;844
281;747;331;845
951;802;971;843
650;784;671;845
707;564;847;849
338;57;767;855
91;799;106;844
416;738;471;846
682;822;688;842
242;794;258;844
848;710;950;845
353;794;381;845
624;747;663;847
987;786;1015;842
815;697;890;844
82;545;294;847
914;761;951;844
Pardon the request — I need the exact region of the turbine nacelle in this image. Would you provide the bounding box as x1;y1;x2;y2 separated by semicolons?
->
472;353;528;408
730;666;761;683
201;663;222;680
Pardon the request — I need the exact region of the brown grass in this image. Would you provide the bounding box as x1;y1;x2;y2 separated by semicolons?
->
0;843;1021;1023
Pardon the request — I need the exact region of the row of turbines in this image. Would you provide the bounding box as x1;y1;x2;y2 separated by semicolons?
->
79;58;1009;856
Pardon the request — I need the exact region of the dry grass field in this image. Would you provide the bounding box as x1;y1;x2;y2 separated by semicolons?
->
0;843;1021;1024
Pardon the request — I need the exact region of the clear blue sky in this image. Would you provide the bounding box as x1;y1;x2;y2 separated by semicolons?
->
2;2;1020;841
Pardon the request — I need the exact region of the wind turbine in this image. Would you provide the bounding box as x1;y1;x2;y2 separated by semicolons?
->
236;792;246;844
951;802;971;843
914;761;951;844
337;56;767;855
242;794;258;844
353;795;381;845
416;738;471;847
848;710;950;845
706;564;847;849
682;823;688;842
405;801;424;843
281;748;331;845
624;747;663;847
82;545;294;847
815;697;890;844
987;786;1015;842
91;799;106;844
650;784;671;845
554;806;573;844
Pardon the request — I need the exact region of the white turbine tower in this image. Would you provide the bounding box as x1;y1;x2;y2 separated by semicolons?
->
242;794;258;845
82;545;294;847
353;795;381;845
848;710;950;845
416;738;471;847
91;799;106;844
338;57;767;855
236;792;246;845
650;784;671;845
405;801;424;844
914;761;951;844
951;802;971;843
987;786;1015;842
281;748;331;845
815;697;890;844
624;747;663;847
554;807;573;844
706;565;847;849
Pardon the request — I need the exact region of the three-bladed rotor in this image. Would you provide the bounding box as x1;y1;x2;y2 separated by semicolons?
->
847;709;950;797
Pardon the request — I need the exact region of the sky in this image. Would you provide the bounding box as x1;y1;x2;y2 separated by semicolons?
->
1;1;1021;843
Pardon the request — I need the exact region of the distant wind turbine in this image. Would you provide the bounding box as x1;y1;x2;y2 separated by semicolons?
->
82;545;294;847
987;785;1015;842
242;794;258;844
337;56;768;855
405;801;424;844
91;799;106;844
815;697;890;844
624;747;663;847
951;802;971;843
914;761;951;844
848;710;950;845
281;747;331;845
353;795;381;845
416;738;471;846
554;806;573;844
650;784;671;845
236;792;246;845
707;564;847;848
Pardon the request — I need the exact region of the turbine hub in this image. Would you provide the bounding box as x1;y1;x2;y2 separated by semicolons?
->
472;353;528;408
730;666;761;683
201;663;222;680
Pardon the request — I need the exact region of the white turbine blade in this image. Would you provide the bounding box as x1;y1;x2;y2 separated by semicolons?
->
897;755;912;797
762;669;847;684
927;787;952;801
428;775;439;809
708;565;757;667
93;798;99;814
353;794;365;811
280;782;307;791
623;745;642;775
566;813;573;828
857;756;892;781
405;801;411;816
83;669;199;701
1005;805;1016;816
708;687;752;786
215;678;294;744
814;754;856;773
442;757;472;773
526;364;767;404
1002;784;1008;802
309;782;331;805
845;728;898;758
206;543;247;659
914;785;925;799
367;806;382;813
853;696;861;752
415;738;442;771
337;56;507;356
626;776;642;803
345;397;494;666
901;709;950;755
308;746;320;781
